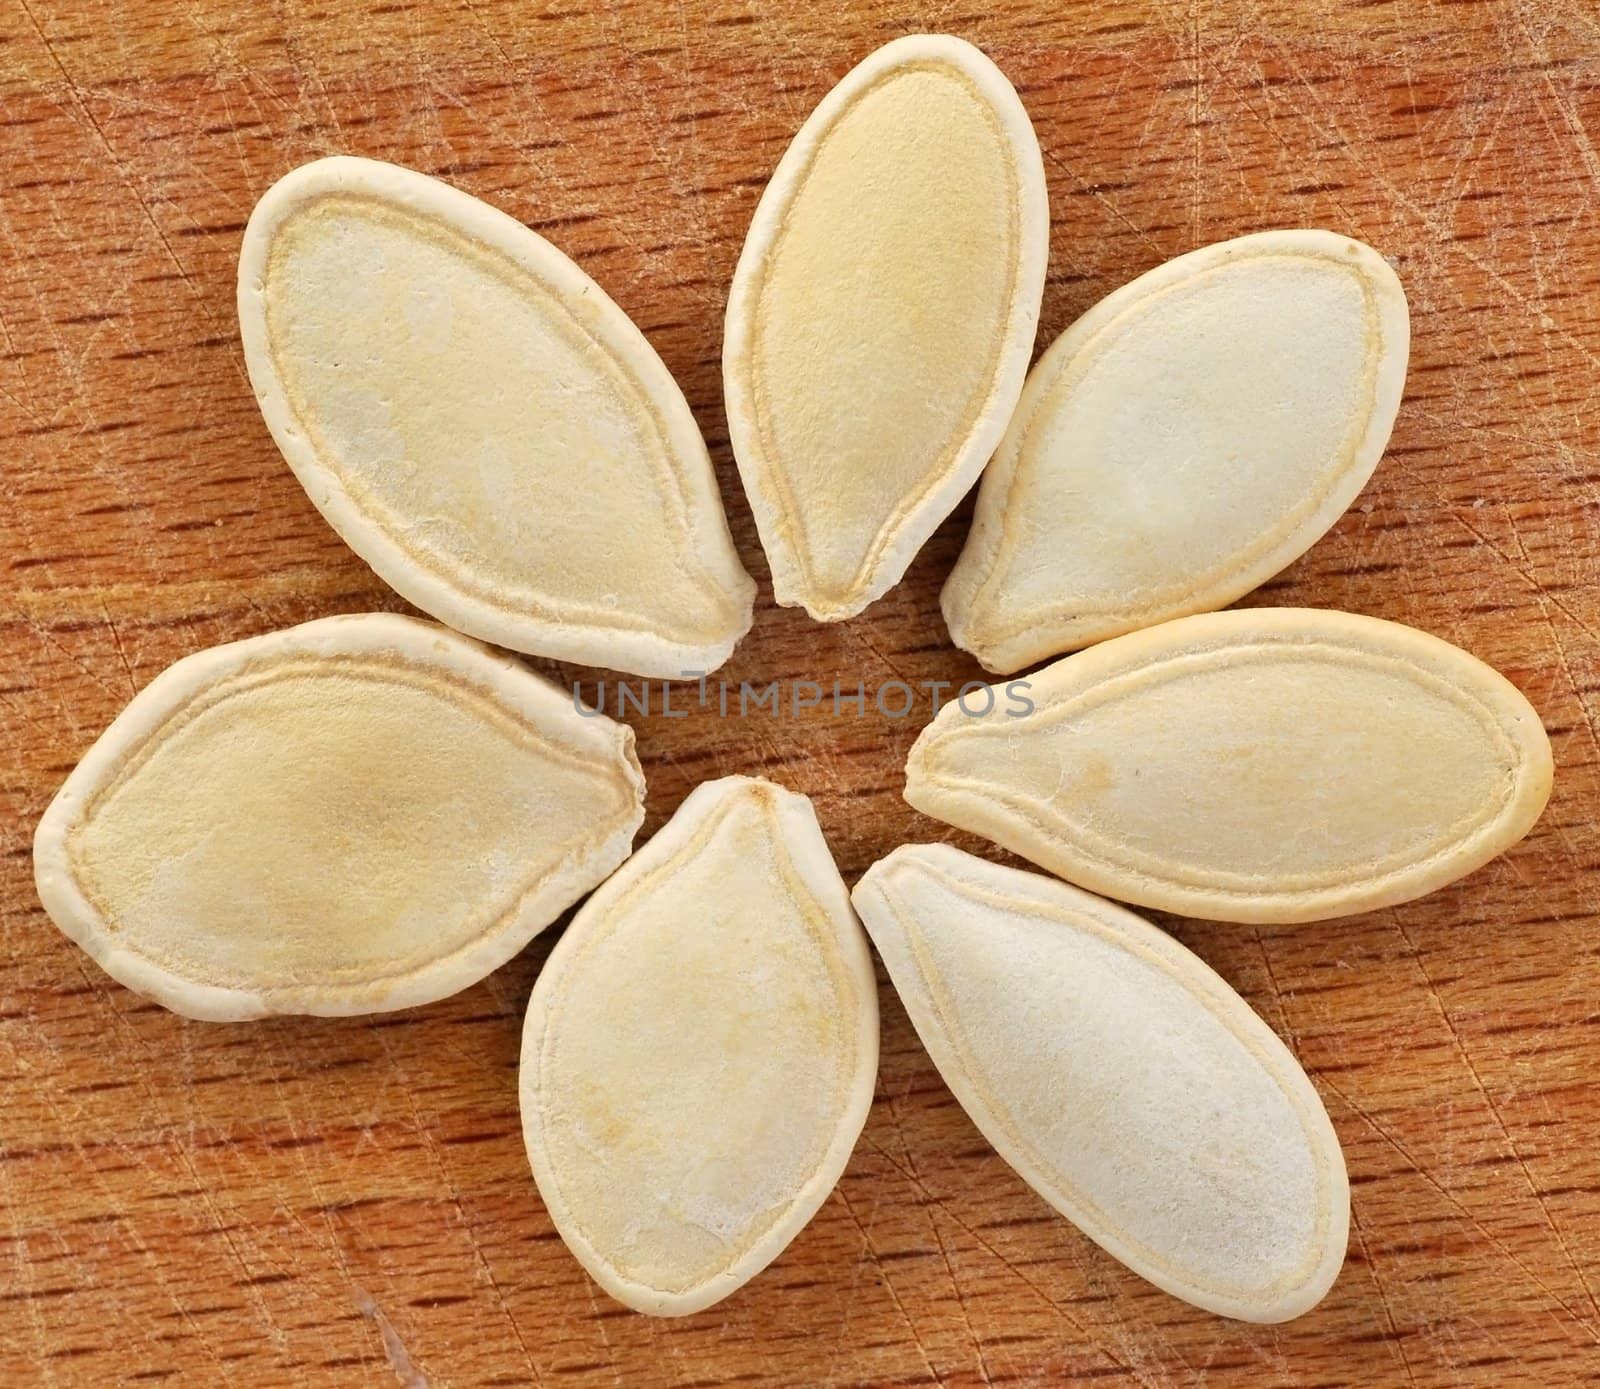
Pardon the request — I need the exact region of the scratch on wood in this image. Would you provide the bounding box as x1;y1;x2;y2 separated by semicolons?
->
36;969;234;1380
889;1089;995;1388
73;952;292;1359
1236;30;1600;379
1347;1204;1420;1389
13;0;249;394
368;1026;547;1387
1515;0;1600;195
1389;909;1600;1329
866;1086;1163;1389
835;1182;942;1386
96;599;139;698
356;1287;431;1389
0;1144;59;1388
1319;1064;1600;1348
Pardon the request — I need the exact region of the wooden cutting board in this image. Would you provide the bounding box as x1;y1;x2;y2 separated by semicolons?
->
3;1;1599;1384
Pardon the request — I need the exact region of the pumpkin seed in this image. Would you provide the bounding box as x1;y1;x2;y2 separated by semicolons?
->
853;843;1348;1322
724;35;1048;620
239;157;754;678
33;613;644;1020
943;231;1409;673
906;608;1551;922
520;776;877;1314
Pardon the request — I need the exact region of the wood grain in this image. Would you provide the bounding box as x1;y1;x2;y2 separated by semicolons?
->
3;0;1599;1384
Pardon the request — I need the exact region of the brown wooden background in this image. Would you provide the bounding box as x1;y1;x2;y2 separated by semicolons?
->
3;0;1599;1384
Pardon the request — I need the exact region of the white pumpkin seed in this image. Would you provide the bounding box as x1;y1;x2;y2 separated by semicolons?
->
239;157;754;678
906;609;1552;922
520;776;877;1315
724;35;1049;621
943;231;1409;673
32;614;645;1020
852;844;1348;1322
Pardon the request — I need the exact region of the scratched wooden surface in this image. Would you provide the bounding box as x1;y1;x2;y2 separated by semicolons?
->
3;0;1599;1384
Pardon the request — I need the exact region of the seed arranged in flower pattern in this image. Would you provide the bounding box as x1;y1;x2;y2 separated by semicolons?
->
240;156;754;678
853;843;1350;1323
907;609;1552;924
519;777;878;1316
33;614;645;1020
